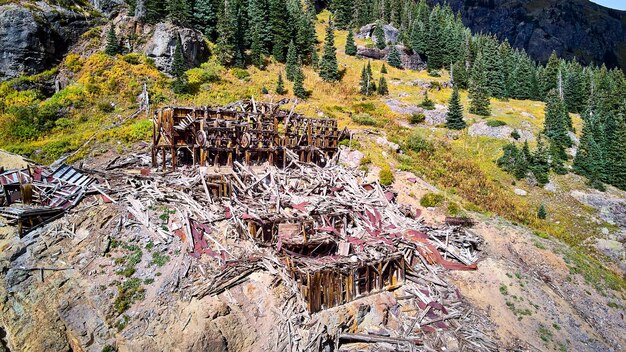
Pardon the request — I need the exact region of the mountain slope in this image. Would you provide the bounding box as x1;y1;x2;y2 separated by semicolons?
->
432;0;626;70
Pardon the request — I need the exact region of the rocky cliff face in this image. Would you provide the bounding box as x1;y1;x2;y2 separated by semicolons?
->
431;0;626;70
0;3;93;80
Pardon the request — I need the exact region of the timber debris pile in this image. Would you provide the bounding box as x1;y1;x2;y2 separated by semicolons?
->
0;101;493;351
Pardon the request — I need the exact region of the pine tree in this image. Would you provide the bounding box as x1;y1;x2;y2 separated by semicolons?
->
446;87;466;129
269;0;291;62
481;36;505;98
286;40;298;81
193;0;217;40
381;63;387;74
295;3;316;63
145;0;167;24
387;45;402;69
105;25;119;56
469;53;491;116
248;0;270;66
319;21;339;82
275;73;286;94
451;61;468;90
377;75;388;95
543;90;571;162
537;204;547;219
345;31;357;56
530;136;551;186
420;92;435;110
574;112;606;190
167;0;192;27
359;62;375;96
331;0;352;29
374;22;386;50
216;0;239;66
541;51;560;97
606;110;626;189
171;36;186;78
293;64;307;99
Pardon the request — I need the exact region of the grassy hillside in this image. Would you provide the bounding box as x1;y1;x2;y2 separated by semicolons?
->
0;11;624;294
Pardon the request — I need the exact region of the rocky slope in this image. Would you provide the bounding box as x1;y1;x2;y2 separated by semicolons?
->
431;0;626;70
0;2;95;80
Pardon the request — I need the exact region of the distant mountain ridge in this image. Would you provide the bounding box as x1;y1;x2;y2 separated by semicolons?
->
430;0;626;71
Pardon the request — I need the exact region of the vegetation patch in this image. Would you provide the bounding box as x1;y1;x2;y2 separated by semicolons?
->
420;192;444;207
351;112;377;126
114;278;145;313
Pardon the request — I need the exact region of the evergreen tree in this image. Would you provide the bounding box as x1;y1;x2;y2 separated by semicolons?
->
319;21;339;82
541;51;560;97
269;0;291;62
606;110;626;189
359;61;375;96
167;0;192;26
374;22;386;49
293;64;307;99
295;1;316;63
286;40;298;81
145;0;167;24
311;48;319;70
248;0;270;65
574;112;606;190
543;90;571;161
409;18;427;54
529;136;550;186
193;0;217;40
275;72;287;94
563;66;585;113
345;31;357;56
171;36;186;78
216;0;240;66
451;61;468;89
387;45;402;69
446;87;465;129
420;92;435;110
377;75;389;95
331;0;353;29
537;204;547;219
481;36;505;98
469;53;491;116
105;25;119;56
381;63;387;74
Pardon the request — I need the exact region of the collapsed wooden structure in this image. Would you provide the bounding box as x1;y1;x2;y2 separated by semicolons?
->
0;165;97;236
151;100;345;170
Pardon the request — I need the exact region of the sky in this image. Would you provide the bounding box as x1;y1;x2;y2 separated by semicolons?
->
590;0;626;10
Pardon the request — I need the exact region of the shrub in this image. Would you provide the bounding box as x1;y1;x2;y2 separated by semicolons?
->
97;101;115;113
427;69;441;77
351;113;377;126
114;278;145;313
406;132;434;153
420;192;444;207
447;202;461;216
486;119;507;127
409;113;425;124
511;129;521;140
379;166;395;186
123;53;142;65
232;68;250;80
537;204;547;219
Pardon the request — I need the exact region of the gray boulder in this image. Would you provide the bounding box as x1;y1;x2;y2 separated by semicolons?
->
356;23;400;45
0;3;92;81
356;45;426;71
142;22;210;74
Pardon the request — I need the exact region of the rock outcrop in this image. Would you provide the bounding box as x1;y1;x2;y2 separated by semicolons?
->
356;23;400;45
0;3;93;81
141;22;210;74
356;45;426;71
